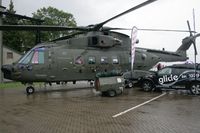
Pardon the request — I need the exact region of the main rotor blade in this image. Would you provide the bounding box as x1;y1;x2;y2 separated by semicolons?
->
0;25;89;31
187;20;197;55
51;31;85;41
104;27;196;33
187;20;193;36
94;0;157;30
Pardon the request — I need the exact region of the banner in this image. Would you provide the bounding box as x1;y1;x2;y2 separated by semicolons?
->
131;26;138;71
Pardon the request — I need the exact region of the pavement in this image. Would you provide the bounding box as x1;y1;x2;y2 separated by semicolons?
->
0;82;200;133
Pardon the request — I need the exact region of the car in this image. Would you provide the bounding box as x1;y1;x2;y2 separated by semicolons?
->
138;63;200;95
123;70;153;88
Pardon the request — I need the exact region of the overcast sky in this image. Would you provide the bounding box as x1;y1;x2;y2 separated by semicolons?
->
2;0;200;63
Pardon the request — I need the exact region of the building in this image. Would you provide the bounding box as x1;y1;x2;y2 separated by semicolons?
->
2;45;22;82
3;45;22;65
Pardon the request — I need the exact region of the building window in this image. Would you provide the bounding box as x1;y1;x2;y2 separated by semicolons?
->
88;57;96;64
7;52;13;59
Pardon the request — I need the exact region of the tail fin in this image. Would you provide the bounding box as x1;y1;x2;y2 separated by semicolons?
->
176;36;193;57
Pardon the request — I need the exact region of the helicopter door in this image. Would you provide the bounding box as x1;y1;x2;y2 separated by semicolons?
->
29;47;47;81
47;47;74;81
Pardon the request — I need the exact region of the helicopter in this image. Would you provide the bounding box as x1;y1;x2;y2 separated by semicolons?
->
1;0;198;94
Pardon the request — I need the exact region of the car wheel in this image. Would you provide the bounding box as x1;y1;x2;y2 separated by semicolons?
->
26;86;35;95
128;82;133;88
189;83;200;95
108;90;116;97
142;80;154;92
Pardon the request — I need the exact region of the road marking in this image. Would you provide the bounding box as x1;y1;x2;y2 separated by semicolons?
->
112;92;166;118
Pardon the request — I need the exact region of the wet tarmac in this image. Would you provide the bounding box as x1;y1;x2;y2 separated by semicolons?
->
0;82;200;133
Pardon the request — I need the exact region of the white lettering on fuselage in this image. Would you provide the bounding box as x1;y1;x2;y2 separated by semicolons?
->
158;74;178;84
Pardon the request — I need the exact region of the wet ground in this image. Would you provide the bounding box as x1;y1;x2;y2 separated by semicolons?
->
0;82;200;133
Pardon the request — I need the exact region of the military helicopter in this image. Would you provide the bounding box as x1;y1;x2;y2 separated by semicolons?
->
1;0;198;94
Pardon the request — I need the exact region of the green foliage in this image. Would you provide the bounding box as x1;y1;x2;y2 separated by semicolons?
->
3;0;23;52
0;82;23;89
3;1;77;52
32;6;77;41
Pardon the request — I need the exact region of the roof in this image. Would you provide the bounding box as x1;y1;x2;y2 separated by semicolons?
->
168;63;200;70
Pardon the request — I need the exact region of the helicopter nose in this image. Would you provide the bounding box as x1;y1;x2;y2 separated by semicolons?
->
1;64;13;80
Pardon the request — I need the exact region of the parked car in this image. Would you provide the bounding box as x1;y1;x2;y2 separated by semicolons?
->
138;63;200;95
123;70;153;88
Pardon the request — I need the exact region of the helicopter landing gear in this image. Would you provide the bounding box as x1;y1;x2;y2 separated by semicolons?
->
26;86;35;95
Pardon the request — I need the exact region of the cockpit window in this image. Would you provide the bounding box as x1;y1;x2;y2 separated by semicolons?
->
18;51;34;64
18;47;45;64
31;48;45;64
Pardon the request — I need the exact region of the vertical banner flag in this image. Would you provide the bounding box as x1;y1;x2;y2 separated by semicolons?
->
131;26;138;72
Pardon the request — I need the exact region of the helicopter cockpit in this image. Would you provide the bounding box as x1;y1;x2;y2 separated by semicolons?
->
1;47;46;80
18;47;45;64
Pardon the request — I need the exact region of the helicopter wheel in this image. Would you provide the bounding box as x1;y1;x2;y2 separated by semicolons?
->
26;86;35;95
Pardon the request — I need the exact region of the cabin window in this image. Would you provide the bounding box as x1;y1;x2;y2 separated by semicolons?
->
112;56;119;64
31;48;45;64
101;57;108;64
88;57;96;64
75;56;84;65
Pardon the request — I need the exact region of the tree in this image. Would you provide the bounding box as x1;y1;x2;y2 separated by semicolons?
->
32;6;77;41
3;2;77;52
3;0;23;52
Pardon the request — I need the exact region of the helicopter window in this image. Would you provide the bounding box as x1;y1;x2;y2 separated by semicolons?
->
88;57;96;64
104;32;109;35
101;57;108;64
31;48;45;64
92;37;98;45
112;57;119;64
18;51;34;64
75;56;84;65
88;37;98;46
